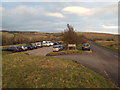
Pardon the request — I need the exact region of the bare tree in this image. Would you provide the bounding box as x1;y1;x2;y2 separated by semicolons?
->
63;24;87;45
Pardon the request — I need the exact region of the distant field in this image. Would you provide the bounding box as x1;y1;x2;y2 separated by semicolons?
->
95;41;119;52
1;31;63;46
77;32;118;41
2;51;116;88
1;31;118;46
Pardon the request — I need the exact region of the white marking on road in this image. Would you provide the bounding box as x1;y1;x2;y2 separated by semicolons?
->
104;70;110;79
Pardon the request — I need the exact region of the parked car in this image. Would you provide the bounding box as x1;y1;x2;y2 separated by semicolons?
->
42;41;54;46
23;45;28;50
26;44;34;50
53;42;61;45
59;45;64;50
53;45;63;52
49;42;54;46
35;42;42;47
82;43;91;51
53;42;58;45
30;44;38;49
17;45;28;51
6;46;21;52
42;42;51;47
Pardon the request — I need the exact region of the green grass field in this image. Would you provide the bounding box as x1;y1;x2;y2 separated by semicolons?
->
2;51;116;88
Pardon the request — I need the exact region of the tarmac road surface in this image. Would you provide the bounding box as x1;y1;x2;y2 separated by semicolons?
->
55;42;119;87
26;42;119;87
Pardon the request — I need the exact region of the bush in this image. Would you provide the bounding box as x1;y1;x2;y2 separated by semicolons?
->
76;44;82;50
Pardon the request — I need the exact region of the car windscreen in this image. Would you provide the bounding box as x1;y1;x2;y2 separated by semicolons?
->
53;46;60;48
82;44;90;47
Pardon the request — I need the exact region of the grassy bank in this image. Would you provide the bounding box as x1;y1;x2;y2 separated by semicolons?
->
46;50;92;56
95;41;119;52
2;51;116;88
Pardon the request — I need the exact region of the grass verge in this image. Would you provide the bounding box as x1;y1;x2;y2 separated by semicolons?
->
2;51;116;88
46;50;83;56
95;41;119;52
46;50;92;56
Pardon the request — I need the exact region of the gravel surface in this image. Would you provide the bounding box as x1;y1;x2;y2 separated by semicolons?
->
26;46;53;56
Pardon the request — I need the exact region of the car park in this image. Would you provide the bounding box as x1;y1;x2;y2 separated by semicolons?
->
3;41;62;52
82;43;91;51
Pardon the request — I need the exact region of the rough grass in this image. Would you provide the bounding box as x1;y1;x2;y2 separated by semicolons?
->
95;41;119;52
77;32;117;41
46;50;92;56
2;52;116;88
46;50;83;56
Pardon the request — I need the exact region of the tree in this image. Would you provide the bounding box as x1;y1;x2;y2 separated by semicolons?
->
63;24;78;44
63;24;87;45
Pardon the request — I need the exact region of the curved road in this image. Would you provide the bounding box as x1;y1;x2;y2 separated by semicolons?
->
27;43;119;87
56;42;119;87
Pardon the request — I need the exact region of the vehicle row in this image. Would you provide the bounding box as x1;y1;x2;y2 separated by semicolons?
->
3;43;38;52
3;41;61;52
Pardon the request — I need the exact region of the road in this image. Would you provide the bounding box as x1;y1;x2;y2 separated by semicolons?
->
26;43;119;87
55;42;119;87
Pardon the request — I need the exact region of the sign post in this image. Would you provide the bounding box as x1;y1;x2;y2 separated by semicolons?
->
68;44;76;50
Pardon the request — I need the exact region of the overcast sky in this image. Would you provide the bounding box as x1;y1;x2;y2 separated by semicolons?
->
1;2;118;34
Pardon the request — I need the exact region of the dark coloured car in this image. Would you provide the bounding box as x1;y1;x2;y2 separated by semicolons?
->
6;46;21;52
59;45;64;50
82;43;91;51
17;45;28;51
53;42;60;45
26;44;34;50
30;44;38;49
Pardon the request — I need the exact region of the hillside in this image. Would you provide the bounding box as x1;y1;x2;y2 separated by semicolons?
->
1;31;118;46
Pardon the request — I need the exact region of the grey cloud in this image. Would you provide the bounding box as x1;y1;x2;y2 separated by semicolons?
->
2;2;118;34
